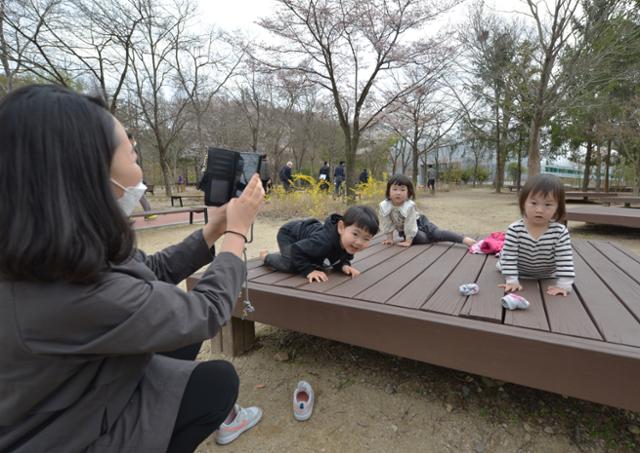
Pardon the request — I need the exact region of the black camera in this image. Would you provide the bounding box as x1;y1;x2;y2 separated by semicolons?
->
198;147;263;207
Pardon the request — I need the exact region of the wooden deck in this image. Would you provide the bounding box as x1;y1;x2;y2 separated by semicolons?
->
188;238;640;412
598;196;640;208
567;205;640;228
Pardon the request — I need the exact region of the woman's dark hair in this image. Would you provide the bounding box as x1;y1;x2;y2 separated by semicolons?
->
0;84;135;283
343;205;379;236
518;174;567;221
385;174;415;200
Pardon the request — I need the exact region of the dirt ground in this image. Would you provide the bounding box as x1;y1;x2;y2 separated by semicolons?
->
136;188;640;453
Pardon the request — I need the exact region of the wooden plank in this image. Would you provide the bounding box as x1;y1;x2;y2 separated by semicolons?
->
273;241;395;288
574;241;640;323
460;254;504;323
252;269;296;285
357;244;438;303
572;243;640;347
566;205;640;228
374;243;453;309
503;280;550;331
543;285;602;340
324;245;426;298
610;241;640;265
590;240;640;286
297;244;407;294
421;251;486;316
248;265;277;280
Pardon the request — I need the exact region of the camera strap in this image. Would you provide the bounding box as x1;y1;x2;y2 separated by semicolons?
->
241;223;256;319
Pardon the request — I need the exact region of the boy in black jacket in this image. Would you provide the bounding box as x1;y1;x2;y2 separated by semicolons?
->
260;205;379;282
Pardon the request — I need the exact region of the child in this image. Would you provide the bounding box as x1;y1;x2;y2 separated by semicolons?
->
260;205;379;283
379;174;475;247
499;173;575;296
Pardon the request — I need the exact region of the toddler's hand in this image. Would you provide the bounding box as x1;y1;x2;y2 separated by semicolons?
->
546;286;568;296
342;265;360;278
382;239;394;245
307;270;328;283
498;282;522;293
397;240;412;247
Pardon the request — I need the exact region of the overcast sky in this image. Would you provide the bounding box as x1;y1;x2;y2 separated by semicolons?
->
197;0;536;37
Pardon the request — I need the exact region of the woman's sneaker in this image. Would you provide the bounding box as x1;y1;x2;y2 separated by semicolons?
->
215;404;262;445
293;380;314;421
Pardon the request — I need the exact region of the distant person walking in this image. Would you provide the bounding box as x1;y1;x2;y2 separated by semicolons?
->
318;161;330;191
334;161;345;197
359;169;369;184
279;161;293;192
427;164;436;193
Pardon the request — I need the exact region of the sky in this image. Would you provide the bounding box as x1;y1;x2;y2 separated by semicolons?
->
198;0;538;36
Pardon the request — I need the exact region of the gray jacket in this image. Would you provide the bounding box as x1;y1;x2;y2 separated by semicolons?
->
0;230;245;452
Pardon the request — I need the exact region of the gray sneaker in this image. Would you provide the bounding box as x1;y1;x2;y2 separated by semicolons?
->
215;404;262;445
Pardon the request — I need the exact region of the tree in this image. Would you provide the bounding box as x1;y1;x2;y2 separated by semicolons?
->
258;0;460;198
128;0;196;196
525;0;582;176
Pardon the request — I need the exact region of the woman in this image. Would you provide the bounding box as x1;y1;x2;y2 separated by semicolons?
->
0;85;264;452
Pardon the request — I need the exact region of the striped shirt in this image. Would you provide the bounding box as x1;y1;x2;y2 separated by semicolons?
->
499;219;575;289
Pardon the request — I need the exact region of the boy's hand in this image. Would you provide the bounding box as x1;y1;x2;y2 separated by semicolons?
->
307;270;328;283
546;286;568;296
342;265;360;278
498;282;523;293
397;240;412;247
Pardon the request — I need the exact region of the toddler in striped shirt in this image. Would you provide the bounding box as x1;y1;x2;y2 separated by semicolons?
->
499;174;575;296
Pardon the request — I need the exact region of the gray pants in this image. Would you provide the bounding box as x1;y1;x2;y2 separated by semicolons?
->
139;195;152;211
407;215;463;244
264;225;297;272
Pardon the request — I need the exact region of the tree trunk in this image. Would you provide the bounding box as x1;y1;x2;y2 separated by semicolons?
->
411;139;419;189
595;143;602;191
527;113;543;177
604;140;612;192
494;100;502;193
582;140;592;191
159;148;173;197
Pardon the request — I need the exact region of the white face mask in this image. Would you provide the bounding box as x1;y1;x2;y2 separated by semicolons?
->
111;179;147;216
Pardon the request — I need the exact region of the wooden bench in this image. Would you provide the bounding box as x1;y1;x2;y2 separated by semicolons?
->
566;205;640;228
170;194;203;207
598;196;640;208
130;206;208;224
187;238;640;412
145;184;155;196
565;191;618;202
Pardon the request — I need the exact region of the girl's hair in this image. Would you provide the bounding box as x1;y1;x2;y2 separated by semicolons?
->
385;174;415;200
0;84;135;283
343;205;379;236
518;174;566;221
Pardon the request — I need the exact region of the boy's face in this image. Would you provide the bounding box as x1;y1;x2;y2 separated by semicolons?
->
337;221;373;254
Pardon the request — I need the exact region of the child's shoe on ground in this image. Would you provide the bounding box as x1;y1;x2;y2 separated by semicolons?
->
293;380;314;421
215;404;262;445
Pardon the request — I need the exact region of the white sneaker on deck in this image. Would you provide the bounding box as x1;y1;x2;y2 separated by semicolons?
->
215;404;262;445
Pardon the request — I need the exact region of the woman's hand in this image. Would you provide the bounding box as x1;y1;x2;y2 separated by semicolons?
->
202;205;227;247
226;174;265;236
220;174;265;257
